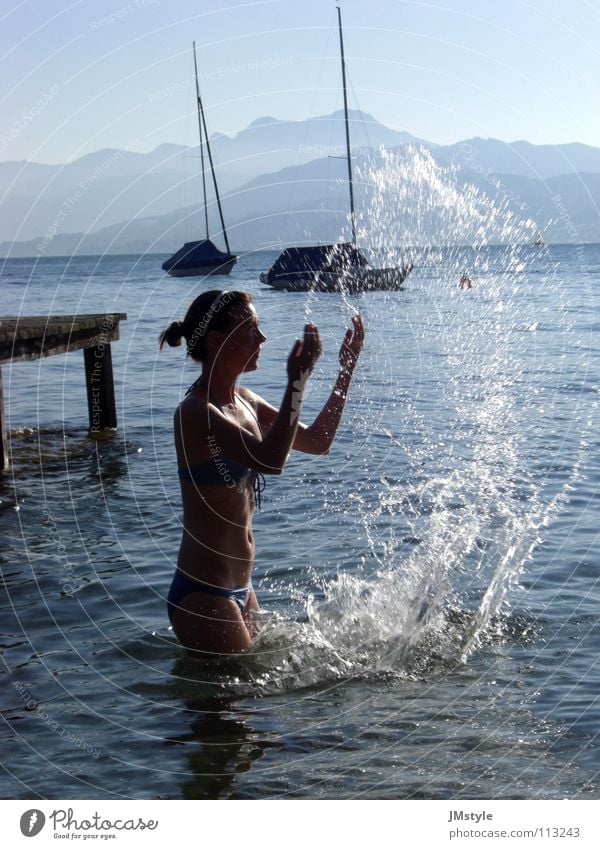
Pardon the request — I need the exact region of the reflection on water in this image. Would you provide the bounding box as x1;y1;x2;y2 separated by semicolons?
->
164;675;280;799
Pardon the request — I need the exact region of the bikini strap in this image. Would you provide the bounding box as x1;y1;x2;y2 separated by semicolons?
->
182;384;266;507
185;376;202;396
236;393;266;507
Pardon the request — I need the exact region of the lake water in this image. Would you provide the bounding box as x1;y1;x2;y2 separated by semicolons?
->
1;244;599;799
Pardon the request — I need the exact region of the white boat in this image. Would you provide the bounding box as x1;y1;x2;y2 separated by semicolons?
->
162;43;238;278
260;8;412;293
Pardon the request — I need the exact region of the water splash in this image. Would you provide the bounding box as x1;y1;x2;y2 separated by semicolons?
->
241;150;594;695
356;145;540;254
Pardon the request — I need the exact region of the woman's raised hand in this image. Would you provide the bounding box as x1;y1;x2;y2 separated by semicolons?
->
287;322;322;384
339;314;364;375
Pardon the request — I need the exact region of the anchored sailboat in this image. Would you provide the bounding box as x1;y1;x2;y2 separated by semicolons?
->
260;7;412;292
162;42;238;277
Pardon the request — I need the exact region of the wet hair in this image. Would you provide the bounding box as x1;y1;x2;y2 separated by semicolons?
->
159;290;252;362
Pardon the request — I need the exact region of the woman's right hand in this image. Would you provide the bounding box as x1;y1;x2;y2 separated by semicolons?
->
339;314;364;375
287;323;322;384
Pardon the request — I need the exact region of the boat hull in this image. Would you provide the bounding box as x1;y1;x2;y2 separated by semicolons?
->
165;258;238;277
260;263;413;292
162;240;238;278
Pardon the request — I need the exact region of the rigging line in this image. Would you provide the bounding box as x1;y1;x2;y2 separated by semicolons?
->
326;82;343;221
346;70;373;249
180;51;197;243
193;42;210;240
196;66;232;254
337;5;356;246
326;11;343;224
347;71;375;151
282;18;336;246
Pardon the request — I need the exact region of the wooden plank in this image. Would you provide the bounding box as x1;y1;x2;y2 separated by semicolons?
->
0;313;126;364
0;312;126;330
2;325;122;364
0;313;126;339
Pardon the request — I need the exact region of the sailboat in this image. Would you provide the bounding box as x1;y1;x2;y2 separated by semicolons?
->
162;42;238;277
260;7;412;292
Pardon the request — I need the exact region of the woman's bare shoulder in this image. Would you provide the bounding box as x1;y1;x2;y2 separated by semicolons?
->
237;385;262;409
237;386;278;432
175;391;210;426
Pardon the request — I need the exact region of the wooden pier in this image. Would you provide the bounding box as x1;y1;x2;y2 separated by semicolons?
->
0;313;127;470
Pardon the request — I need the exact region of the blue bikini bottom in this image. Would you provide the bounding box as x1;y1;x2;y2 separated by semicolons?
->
167;570;252;622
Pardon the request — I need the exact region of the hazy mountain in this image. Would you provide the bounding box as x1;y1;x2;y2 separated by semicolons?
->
0;144;246;243
209;108;427;175
435;138;600;181
3;149;599;258
2;111;600;255
0;110;425;243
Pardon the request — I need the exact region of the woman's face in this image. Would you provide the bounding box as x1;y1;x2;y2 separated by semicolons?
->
221;303;267;372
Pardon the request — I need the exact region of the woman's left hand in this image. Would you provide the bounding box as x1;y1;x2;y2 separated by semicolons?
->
339;314;364;375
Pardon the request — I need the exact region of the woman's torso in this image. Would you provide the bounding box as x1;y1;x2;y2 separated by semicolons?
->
174;387;262;588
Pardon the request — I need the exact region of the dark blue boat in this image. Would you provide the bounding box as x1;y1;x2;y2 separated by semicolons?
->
260;243;411;292
162;239;237;277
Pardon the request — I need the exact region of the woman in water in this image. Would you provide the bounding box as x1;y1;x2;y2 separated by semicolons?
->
160;290;364;658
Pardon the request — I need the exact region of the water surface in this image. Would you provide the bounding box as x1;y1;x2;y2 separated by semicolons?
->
1;244;599;799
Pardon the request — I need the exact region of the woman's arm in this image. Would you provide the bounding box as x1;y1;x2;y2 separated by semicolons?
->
178;324;321;474
250;315;364;455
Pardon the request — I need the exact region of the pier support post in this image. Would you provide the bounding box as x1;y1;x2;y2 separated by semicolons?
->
84;344;117;431
0;368;8;470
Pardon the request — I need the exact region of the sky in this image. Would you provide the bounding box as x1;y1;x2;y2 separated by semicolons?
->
1;0;600;164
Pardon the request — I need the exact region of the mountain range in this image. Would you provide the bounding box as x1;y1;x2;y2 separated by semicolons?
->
1;109;599;257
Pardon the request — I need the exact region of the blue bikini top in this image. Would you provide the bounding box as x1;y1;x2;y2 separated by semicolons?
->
177;380;266;508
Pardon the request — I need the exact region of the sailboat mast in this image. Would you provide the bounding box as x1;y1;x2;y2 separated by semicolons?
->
337;6;357;246
195;58;232;255
193;42;210;240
